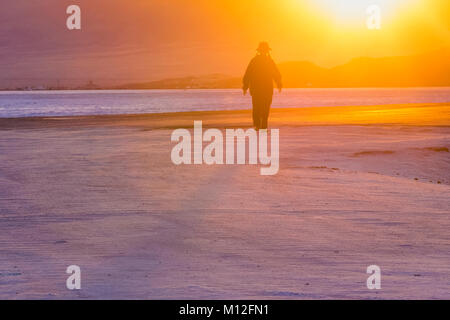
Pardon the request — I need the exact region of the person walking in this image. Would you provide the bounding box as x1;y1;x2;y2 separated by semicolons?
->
243;42;282;130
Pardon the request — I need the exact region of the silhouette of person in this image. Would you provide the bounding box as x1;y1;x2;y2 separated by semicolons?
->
243;42;282;130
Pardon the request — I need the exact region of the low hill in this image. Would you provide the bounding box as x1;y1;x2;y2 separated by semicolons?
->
116;49;450;89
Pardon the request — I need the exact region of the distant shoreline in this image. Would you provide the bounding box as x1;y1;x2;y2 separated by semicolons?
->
3;48;448;90
2;86;450;92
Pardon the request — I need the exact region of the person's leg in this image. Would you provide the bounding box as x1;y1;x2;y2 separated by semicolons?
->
260;95;273;129
252;95;262;129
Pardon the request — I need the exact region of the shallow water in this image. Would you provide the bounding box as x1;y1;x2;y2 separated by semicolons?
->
0;87;449;118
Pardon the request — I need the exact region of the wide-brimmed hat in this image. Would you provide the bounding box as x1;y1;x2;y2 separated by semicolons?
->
257;42;271;53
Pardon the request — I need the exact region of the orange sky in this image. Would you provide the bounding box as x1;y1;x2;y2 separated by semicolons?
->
0;0;448;86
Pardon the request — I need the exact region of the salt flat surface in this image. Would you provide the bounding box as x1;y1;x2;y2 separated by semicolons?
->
0;121;448;299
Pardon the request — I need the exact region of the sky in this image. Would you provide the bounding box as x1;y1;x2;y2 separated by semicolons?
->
0;0;449;87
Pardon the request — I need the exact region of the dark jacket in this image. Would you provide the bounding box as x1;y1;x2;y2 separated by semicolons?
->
243;54;282;97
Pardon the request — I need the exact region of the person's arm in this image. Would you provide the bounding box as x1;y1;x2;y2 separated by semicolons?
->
271;59;282;92
242;59;254;95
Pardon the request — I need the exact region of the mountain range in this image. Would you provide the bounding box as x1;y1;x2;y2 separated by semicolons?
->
116;48;450;89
